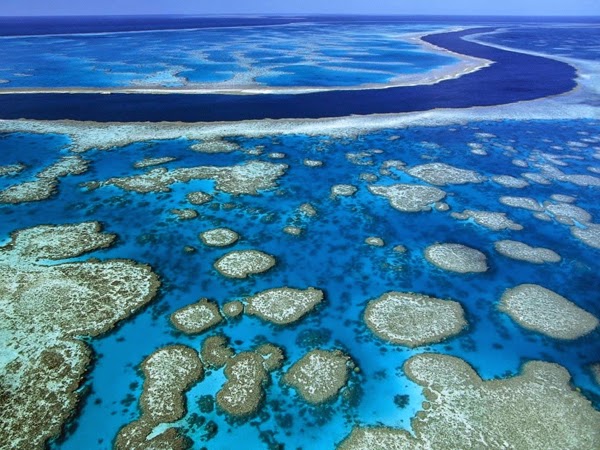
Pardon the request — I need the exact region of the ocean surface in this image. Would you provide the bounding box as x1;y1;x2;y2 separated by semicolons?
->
0;15;599;450
0;22;457;89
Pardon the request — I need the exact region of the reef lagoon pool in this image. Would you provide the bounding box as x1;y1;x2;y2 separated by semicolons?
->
0;15;599;450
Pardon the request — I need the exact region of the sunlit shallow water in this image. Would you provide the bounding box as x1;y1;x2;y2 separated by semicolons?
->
0;23;457;89
1;117;599;449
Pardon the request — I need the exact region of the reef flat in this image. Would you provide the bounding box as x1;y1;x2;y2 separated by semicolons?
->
451;209;523;231
364;292;467;347
214;249;276;279
499;196;543;212
499;284;598;339
494;240;561;264
0;163;25;176
340;354;600;449
115;345;203;449
216;352;270;417
211;338;284;417
331;184;358;198
170;298;223;334
406;162;486;186
245;287;324;325
424;243;488;273
0;156;88;204
200;228;240;247
283;349;353;404
368;184;446;212
86;160;287;195
572;223;600;249
133;156;177;169
0;222;160;449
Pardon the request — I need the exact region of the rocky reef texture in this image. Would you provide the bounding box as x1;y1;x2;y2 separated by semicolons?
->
492;175;529;188
379;160;406;176
133;156;176;169
283;226;303;236
201;335;235;369
139;346;204;423
364;292;466;347
186;191;213;205
93;160;287;195
216;352;269;417
0;178;57;204
512;158;528;168
0;156;88;204
214;249;276;279
299;202;318;217
340;354;600;450
245;287;324;325
190;138;239;153
283;349;353;404
304;159;323;167
6;221;116;261
571;223;600;249
365;237;385;247
550;194;576;203
499;284;598;340
170;298;223;334
331;184;358;198
215;342;284;417
591;363;600;386
406;162;486;186
0;222;160;449
536;163;600;187
369;184;446;213
171;208;198;220
424;243;488;273
360;172;378;182
222;300;244;318
543;201;592;225
494;240;561;264
499;196;543;212
200;228;240;247
115;345;203;450
255;343;285;372
0;163;26;177
523;172;551;185
346;151;375;166
451;209;523;231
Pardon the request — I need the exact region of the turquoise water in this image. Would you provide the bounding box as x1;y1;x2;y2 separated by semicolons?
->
0;23;457;89
1;119;598;448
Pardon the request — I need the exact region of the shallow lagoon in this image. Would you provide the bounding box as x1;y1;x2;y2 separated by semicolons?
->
0;23;457;90
1;118;599;448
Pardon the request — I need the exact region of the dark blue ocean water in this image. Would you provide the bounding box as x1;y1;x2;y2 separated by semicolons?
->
0;21;584;122
1;14;599;449
1;119;599;449
478;25;600;60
